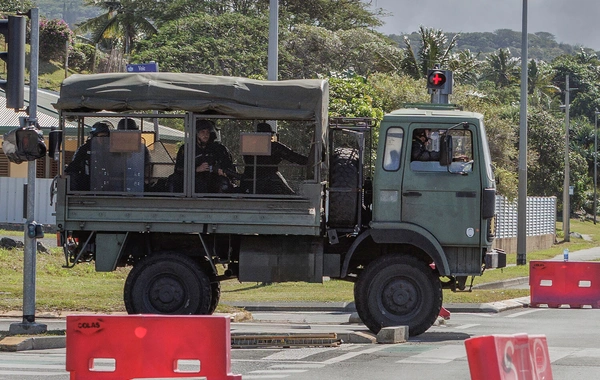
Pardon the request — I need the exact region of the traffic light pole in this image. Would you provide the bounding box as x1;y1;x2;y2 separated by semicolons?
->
9;8;47;335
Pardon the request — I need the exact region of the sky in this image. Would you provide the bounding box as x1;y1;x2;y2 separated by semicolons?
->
370;0;600;50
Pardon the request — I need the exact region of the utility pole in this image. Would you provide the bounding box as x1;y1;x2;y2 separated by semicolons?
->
595;111;599;224
268;0;278;82
9;8;47;335
563;75;571;242
516;0;528;265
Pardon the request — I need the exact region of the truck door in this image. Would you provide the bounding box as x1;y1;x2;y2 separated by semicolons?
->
401;125;482;246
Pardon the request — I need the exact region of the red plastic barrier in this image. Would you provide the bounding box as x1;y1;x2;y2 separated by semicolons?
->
66;314;242;380
464;333;552;380
530;260;600;308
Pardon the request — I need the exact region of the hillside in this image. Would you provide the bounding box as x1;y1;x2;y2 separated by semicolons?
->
388;29;593;61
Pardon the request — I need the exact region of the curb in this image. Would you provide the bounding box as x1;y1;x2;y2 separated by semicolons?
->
0;335;65;352
472;277;529;290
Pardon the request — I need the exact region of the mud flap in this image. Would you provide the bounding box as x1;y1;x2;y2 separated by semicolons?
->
485;249;506;268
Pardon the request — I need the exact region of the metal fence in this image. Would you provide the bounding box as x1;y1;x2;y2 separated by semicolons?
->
0;177;55;225
495;195;556;238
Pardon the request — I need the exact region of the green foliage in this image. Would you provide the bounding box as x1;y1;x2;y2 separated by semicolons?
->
133;12;269;77
280;25;403;79
526;108;578;199
0;0;34;13
68;43;96;72
39;18;73;62
482;48;520;88
328;74;384;122
77;0;157;57
401;26;459;79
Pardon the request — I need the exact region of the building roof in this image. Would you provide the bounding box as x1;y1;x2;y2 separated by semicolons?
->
0;87;183;142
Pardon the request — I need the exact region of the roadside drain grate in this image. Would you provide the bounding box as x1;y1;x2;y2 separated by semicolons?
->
232;333;340;348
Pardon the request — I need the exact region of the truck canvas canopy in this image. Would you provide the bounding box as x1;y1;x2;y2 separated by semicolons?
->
53;72;328;121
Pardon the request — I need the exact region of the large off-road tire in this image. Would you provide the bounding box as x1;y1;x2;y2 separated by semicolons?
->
124;253;212;315
328;147;359;228
354;255;442;336
208;281;221;314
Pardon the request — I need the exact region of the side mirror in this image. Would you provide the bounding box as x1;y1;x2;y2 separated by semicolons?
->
439;135;452;166
48;128;63;161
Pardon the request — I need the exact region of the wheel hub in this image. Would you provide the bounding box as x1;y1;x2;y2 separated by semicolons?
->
382;279;418;314
148;276;185;312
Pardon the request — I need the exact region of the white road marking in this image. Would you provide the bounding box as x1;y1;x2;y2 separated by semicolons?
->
452;323;480;330
397;345;465;364
250;369;308;373
264;347;335;361
269;364;325;369
320;344;391;364
506;309;547;318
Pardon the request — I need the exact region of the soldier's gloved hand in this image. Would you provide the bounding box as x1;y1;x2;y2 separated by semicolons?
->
196;162;210;172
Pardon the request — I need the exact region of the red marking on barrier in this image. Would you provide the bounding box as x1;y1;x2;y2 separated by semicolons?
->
66;314;242;380
464;333;552;380
530;260;600;308
439;306;451;320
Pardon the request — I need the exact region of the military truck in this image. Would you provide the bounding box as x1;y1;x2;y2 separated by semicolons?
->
49;72;504;336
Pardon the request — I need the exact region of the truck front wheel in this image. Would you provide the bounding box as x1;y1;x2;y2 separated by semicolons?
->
354;255;442;336
123;253;212;315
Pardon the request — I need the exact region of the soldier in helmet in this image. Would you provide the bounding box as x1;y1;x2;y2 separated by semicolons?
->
241;122;308;195
172;119;236;193
411;128;440;161
65;121;113;191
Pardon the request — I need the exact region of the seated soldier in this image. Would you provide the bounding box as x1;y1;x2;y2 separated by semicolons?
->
411;128;440;161
241;122;308;195
172;119;236;193
117;118;152;184
65;121;112;191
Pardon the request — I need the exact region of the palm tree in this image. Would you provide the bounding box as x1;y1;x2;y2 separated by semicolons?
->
447;49;481;86
400;26;459;79
77;0;157;59
482;48;520;88
527;59;560;108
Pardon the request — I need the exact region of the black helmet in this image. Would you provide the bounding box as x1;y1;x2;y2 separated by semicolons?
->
196;119;217;142
256;122;275;133
117;118;138;130
90;121;112;136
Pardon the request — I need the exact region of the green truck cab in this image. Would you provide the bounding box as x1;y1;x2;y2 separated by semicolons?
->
50;72;504;336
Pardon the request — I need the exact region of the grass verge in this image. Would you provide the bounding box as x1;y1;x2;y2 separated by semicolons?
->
0;219;598;313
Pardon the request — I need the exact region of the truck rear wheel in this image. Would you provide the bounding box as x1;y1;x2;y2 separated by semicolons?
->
124;253;212;315
354;255;442;336
209;281;221;314
328;147;359;228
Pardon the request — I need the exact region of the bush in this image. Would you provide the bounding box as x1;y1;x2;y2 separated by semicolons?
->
39;18;73;62
68;43;95;72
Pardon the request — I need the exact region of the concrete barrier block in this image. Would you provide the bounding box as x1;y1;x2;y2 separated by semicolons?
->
376;326;408;344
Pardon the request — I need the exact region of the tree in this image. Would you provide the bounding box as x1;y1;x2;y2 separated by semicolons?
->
400;26;459;79
527;59;559;109
482;48;520;88
0;0;34;13
280;25;403;79
133;12;269;77
39;18;74;62
447;49;481;86
77;0;157;60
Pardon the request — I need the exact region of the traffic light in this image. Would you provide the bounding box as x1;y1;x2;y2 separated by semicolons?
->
0;15;26;110
427;70;447;89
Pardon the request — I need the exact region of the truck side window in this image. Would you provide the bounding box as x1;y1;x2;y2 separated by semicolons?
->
447;129;473;173
383;127;403;171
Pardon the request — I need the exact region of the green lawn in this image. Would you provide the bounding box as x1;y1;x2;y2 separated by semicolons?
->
0;219;598;313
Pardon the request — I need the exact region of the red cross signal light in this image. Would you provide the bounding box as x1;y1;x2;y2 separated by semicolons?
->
427;70;447;89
